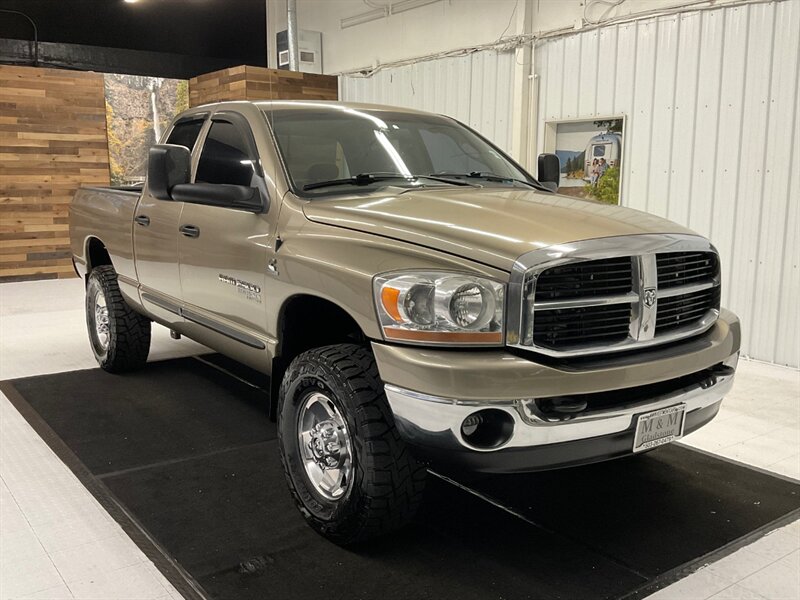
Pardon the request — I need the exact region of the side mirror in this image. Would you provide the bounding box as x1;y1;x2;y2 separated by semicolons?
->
147;144;191;200
170;183;267;213
537;153;560;193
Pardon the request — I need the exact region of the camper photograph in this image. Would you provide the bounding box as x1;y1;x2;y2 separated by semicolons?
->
552;117;624;204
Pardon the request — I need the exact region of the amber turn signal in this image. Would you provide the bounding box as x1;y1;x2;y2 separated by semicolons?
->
380;286;403;322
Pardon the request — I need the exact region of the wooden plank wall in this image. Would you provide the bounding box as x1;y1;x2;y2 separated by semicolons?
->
0;65;110;282
189;65;338;106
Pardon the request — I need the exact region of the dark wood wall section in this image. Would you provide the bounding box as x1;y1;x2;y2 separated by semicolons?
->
189;65;338;106
0;65;110;282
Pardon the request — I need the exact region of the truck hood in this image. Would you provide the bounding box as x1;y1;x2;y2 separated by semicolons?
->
302;187;696;271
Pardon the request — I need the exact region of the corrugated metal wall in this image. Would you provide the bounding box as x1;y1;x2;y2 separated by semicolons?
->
339;49;517;153
535;0;800;367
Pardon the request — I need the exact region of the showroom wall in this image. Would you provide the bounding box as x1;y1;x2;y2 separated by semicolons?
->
271;0;745;75
267;0;524;74
340;49;516;154
189;66;337;106
0;65;110;282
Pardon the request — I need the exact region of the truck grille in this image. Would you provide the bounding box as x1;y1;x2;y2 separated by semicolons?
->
514;238;721;356
657;252;719;289
655;285;721;335
534;257;633;300
532;303;633;348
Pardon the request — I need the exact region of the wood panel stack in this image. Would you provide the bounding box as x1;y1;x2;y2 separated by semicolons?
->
189;65;338;107
0;65;110;282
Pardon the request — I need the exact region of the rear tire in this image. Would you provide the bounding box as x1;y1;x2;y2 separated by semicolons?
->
86;265;151;373
278;344;427;545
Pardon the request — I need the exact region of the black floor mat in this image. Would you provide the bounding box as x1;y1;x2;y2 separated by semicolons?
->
3;357;798;600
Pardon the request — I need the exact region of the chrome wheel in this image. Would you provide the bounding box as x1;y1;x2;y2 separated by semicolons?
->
91;287;110;351
297;391;353;501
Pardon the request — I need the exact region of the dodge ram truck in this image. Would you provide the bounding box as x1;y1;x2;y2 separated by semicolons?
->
69;101;740;544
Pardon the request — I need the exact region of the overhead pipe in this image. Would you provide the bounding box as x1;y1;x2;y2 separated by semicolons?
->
0;9;39;66
286;0;299;71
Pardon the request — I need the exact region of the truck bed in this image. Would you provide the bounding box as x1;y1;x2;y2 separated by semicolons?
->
69;186;142;285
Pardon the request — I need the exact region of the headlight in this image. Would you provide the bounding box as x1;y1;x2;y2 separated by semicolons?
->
374;271;504;345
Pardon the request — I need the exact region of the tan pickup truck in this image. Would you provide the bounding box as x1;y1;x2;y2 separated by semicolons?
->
70;101;740;544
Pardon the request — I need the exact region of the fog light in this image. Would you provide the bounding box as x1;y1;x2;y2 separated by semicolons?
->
461;413;483;436
460;409;514;449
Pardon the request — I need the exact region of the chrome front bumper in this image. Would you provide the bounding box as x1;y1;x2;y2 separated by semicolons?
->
384;353;737;460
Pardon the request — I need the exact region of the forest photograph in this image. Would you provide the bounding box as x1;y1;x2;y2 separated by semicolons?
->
104;74;189;186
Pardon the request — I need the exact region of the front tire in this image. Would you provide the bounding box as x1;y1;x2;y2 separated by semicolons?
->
278;344;427;545
86;265;151;373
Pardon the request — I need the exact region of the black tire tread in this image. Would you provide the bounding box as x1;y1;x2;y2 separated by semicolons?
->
88;265;151;373
278;344;427;545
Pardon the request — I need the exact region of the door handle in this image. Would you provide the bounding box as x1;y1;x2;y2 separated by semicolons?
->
179;224;200;238
134;215;150;227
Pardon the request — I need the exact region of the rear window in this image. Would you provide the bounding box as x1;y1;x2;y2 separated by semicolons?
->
166;119;204;151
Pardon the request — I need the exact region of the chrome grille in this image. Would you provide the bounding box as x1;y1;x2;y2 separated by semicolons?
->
656;286;721;334
533;303;633;349
534;257;633;300
509;235;721;357
657;252;719;289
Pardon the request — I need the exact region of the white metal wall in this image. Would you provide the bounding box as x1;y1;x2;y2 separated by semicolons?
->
339;49;517;153
535;0;800;367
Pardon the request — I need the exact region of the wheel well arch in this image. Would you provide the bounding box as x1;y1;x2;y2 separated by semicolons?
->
275;294;366;363
269;294;368;419
85;237;112;275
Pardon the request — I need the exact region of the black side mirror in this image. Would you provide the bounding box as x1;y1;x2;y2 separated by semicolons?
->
147;144;191;200
537;153;560;193
170;183;266;213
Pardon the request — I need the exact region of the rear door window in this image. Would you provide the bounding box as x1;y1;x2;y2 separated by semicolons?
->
166;119;204;151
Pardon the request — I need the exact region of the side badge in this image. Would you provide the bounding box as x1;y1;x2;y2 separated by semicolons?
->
219;274;263;304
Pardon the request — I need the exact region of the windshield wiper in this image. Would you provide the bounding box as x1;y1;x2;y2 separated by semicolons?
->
432;171;545;191
415;174;476;187
303;172;473;191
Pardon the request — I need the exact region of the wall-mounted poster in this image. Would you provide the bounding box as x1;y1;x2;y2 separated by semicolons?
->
545;117;624;205
103;74;189;186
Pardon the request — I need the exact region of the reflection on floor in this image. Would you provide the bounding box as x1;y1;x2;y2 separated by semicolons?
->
1;278;798;600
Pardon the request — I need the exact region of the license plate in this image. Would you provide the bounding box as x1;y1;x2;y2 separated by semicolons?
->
633;404;686;453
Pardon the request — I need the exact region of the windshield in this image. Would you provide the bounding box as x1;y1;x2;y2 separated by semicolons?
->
262;106;535;195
